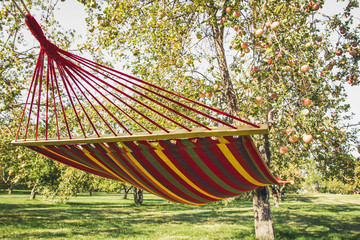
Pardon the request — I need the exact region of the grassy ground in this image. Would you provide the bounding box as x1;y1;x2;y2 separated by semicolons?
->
0;191;359;240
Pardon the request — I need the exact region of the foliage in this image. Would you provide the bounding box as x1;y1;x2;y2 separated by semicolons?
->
1;0;360;202
76;0;360;195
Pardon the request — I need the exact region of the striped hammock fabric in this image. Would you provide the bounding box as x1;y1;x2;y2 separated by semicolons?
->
29;136;278;205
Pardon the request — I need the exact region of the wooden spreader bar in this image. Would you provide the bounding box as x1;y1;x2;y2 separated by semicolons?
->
12;124;268;146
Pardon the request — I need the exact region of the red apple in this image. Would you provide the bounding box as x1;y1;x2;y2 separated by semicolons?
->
303;134;313;143
226;7;232;14
350;182;354;185
271;21;280;30
254;96;262;105
255;28;264;37
241;42;249;49
270;93;278;99
284;66;291;72
349;49;357;56
233;11;241;18
221;17;227;23
285;129;294;135
265;21;272;28
312;4;320;10
234;24;240;31
303;98;311;106
132;48;139;55
289;135;299;143
267;59;273;65
288;59;296;66
308;1;315;8
301;64;310;72
280;147;288;154
214;84;220;90
336;50;342;56
199;92;205;98
158;11;166;19
206;92;213;98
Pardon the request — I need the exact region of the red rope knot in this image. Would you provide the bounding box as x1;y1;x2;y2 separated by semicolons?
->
25;14;62;62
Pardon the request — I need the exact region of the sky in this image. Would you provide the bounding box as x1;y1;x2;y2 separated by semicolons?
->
51;1;360;127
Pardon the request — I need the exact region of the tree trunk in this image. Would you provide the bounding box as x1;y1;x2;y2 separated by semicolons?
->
89;187;94;196
208;3;275;238
209;4;238;117
123;185;132;199
30;184;37;200
270;185;280;208
133;187;143;205
254;134;275;239
8;188;13;195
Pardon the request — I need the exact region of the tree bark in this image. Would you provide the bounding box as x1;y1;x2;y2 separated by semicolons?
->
30;184;37;200
123;185;132;199
133;187;143;205
270;185;280;208
209;2;238;117
208;2;275;238
8;188;13;195
253;133;275;239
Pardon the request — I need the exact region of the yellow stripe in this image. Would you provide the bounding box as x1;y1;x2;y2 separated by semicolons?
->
104;143;200;205
124;151;201;205
154;149;224;200
81;147;126;182
102;145;158;193
216;139;267;187
39;146;97;172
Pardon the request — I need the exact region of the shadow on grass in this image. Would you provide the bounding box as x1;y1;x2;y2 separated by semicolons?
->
0;192;359;239
273;195;360;240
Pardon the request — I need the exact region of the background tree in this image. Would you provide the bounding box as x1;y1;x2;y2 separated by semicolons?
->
78;0;360;238
0;0;359;239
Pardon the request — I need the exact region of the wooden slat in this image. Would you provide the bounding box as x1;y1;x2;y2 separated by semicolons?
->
11;124;269;146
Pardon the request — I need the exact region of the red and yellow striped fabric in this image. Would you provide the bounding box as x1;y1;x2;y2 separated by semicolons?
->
29;136;278;205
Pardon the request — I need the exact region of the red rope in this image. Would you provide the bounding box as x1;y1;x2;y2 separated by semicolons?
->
45;57;50;140
63;65;123;136
69;65;161;134
15;49;43;141
35;47;45;140
66;54;202;131
63;51;259;128
51;60;72;139
19;14;261;141
56;62;87;138
49;58;60;139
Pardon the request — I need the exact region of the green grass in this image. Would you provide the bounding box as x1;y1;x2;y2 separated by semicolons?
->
0;191;359;239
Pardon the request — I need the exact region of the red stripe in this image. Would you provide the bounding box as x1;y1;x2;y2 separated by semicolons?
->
144;146;219;202
108;143;186;203
207;143;259;188
194;145;253;191
30;146;118;180
243;136;279;184
225;141;267;184
177;148;238;197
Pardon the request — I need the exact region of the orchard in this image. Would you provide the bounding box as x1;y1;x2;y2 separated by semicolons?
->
0;0;359;239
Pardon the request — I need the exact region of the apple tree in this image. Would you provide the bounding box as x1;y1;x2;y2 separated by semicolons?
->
77;0;360;238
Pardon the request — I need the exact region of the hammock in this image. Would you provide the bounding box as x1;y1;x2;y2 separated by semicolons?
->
11;12;279;205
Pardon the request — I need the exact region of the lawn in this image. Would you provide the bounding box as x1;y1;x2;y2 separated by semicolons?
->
0;191;359;239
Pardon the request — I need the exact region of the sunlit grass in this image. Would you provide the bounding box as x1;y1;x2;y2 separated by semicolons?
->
0;191;359;239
